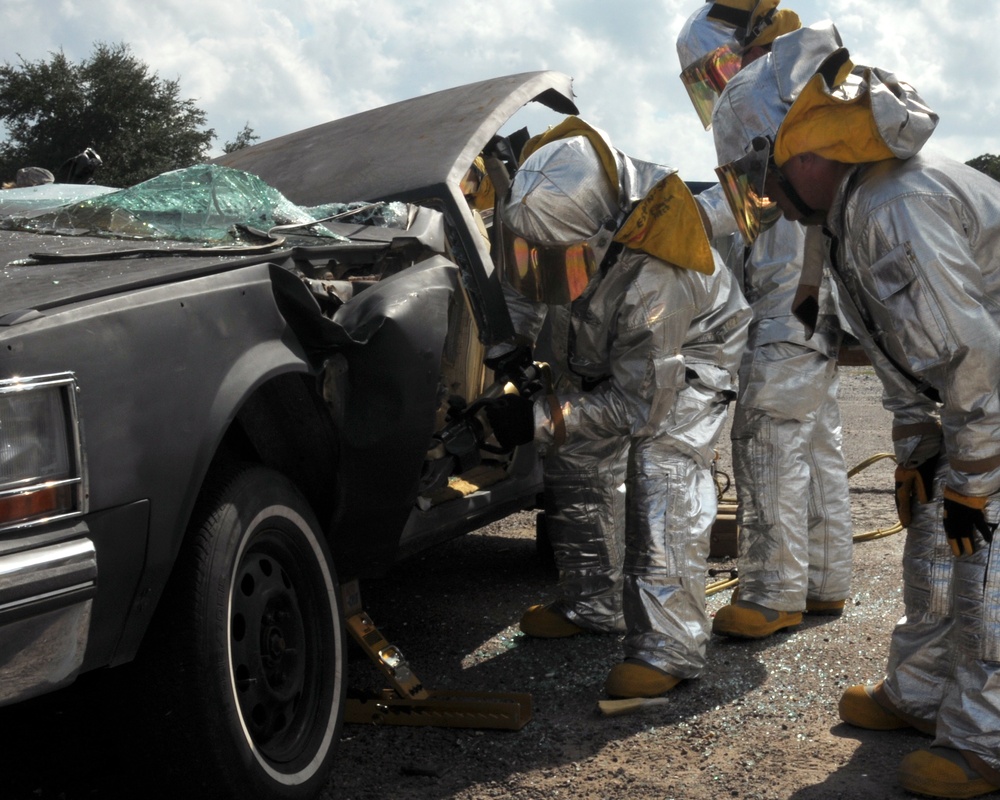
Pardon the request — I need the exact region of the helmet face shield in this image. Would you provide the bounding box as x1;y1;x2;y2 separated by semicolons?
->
714;136;780;245
680;43;744;129
499;216;600;304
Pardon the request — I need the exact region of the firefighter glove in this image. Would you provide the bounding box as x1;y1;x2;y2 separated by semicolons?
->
894;454;939;528
484;345;534;386
482;394;535;451
942;487;997;557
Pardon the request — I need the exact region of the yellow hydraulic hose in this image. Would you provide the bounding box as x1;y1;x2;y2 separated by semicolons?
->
705;575;739;597
847;452;903;540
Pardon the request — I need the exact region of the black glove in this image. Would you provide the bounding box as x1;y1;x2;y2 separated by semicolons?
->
482;394;535;451
894;454;940;528
484;345;533;386
943;488;998;556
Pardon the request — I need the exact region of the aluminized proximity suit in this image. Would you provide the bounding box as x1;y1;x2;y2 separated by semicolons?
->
494;127;750;679
530;248;748;676
678;3;854;619
713;32;1000;782
700;188;853;612
828;152;1000;776
500;289;630;635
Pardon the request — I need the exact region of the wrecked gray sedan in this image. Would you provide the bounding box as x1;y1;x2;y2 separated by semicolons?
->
0;71;577;800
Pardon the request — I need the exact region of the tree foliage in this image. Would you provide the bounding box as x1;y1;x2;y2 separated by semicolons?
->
223;122;260;154
0;42;215;187
966;153;1000;182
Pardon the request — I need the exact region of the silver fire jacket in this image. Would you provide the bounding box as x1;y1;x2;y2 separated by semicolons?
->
827;153;1000;497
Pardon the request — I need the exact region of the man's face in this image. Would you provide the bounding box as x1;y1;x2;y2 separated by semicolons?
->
740;44;768;69
763;171;803;222
764;153;833;224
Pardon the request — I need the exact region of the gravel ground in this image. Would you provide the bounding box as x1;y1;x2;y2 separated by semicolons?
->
327;365;921;800
0;366;922;800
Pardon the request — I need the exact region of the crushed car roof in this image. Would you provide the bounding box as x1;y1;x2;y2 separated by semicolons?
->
215;70;578;345
214;71;578;207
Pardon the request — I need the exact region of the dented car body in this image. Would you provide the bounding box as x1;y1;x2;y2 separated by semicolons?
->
0;72;577;799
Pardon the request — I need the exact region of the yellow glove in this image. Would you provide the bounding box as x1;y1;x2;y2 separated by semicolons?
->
893;457;938;528
942;488;997;557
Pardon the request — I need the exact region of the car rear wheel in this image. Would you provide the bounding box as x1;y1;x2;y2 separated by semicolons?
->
151;464;345;800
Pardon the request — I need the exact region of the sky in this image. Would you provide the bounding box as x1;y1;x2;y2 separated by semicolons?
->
2;0;998;182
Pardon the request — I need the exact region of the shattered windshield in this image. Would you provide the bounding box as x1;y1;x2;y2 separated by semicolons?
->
0;164;409;245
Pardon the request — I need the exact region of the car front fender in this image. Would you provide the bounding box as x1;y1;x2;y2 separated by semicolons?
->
271;257;460;576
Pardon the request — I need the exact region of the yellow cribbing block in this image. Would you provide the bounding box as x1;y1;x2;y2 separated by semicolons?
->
346;688;532;730
340;579;534;731
417;464;507;510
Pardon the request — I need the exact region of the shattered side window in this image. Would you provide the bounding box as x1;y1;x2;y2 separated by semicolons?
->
0;165;407;245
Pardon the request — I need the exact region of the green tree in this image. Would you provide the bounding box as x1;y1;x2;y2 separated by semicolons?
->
966;153;1000;182
0;42;215;187
223;122;259;154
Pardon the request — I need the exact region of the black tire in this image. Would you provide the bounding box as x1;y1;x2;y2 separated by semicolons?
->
151;464;345;800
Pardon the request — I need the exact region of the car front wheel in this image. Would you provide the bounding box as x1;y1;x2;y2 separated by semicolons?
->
152;464;345;800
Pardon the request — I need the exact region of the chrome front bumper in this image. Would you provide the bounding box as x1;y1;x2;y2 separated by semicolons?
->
0;536;97;705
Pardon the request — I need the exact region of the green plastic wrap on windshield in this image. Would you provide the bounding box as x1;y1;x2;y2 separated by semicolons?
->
0;164;408;245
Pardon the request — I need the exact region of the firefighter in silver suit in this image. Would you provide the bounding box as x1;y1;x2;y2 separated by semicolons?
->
712;21;1000;798
677;1;855;638
481;119;750;698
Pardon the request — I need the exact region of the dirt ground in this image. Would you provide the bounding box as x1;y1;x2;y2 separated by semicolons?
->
0;366;926;800
326;365;923;800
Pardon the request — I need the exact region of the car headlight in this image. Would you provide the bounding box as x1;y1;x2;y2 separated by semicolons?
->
0;374;86;531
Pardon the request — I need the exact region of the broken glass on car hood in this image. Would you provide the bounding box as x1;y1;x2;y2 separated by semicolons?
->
0;164;408;245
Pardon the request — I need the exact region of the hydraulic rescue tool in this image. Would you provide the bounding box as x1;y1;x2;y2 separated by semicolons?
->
345;357;544;729
418;356;548;508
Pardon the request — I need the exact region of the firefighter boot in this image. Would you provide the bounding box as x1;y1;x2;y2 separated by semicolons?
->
604;660;681;699
519;604;585;638
899;747;1000;799
806;598;846;616
838;682;934;734
712;600;802;638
